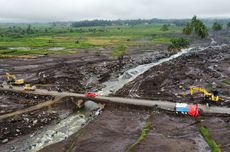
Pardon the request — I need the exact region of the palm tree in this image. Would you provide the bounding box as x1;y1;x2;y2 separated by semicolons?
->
183;16;208;39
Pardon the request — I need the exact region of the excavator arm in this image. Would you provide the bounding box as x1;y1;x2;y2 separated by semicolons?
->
5;73;16;83
190;87;209;96
4;73;24;85
189;86;219;102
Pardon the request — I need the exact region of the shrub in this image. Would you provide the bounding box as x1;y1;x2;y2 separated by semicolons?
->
227;22;230;28
212;22;222;31
95;50;102;56
161;24;169;31
168;38;189;52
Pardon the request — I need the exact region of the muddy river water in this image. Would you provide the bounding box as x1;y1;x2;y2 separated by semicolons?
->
97;47;195;96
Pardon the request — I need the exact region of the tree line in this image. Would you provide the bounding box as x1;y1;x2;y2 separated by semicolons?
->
71;18;230;28
71;19;190;27
167;16;230;52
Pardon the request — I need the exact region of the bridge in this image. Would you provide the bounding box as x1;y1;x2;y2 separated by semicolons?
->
0;86;230;121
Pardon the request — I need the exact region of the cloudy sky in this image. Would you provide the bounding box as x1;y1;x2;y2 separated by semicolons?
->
0;0;230;22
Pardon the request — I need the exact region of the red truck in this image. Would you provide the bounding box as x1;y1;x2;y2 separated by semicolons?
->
85;92;96;98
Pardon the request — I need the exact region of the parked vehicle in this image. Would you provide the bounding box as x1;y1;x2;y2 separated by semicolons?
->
85;92;96;97
175;102;199;117
5;72;24;85
24;84;36;91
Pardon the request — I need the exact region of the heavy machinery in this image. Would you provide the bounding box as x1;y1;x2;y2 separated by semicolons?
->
175;86;220;117
175;102;199;117
23;84;36;91
85;92;96;98
5;73;24;85
189;86;219;103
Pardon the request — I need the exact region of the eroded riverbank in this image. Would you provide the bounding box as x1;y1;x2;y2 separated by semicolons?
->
1;37;230;151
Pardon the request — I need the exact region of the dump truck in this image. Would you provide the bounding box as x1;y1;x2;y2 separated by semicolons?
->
175;103;199;117
24;84;36;91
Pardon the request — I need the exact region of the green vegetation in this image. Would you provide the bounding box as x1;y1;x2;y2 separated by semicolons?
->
228;22;230;28
0;49;77;56
95;50;102;56
168;38;189;51
0;23;182;56
112;43;127;69
183;16;208;39
126;116;151;152
161;24;170;31
71;19;185;27
222;79;230;85
199;126;220;152
212;22;222;31
1;18;227;56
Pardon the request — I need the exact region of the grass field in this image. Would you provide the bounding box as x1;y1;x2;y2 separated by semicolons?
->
0;23;183;56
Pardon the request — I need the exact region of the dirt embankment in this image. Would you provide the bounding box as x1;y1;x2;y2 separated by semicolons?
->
0;90;53;114
0;47;170;94
0;47;171;147
116;45;230;106
200;116;230;152
132;113;208;152
0;54;113;93
0;94;83;145
39;105;149;152
0;108;58;145
40;105;230;152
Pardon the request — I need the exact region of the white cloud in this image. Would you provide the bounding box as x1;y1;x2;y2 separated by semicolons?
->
0;0;230;22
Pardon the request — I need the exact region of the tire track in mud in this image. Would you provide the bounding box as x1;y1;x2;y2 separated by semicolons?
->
129;80;143;98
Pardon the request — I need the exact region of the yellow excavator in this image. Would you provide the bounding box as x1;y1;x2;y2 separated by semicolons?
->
5;72;24;85
189;86;219;103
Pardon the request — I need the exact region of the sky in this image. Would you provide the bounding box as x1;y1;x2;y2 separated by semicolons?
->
0;0;230;22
